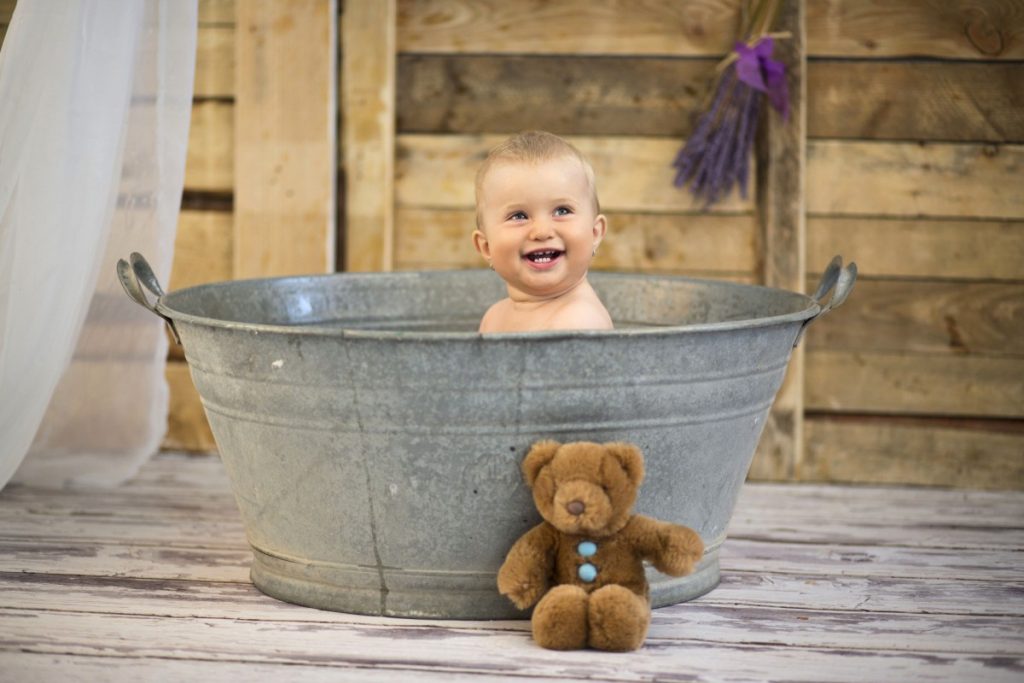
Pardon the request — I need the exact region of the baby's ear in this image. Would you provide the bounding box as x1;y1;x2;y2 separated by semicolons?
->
522;440;560;488
472;229;491;260
604;442;644;488
592;213;607;245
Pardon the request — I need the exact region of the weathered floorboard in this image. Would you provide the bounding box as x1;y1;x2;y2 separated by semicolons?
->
2;574;1020;653
0;452;1021;681
1;652;543;683
3;609;1020;682
3;536;1019;584
2;483;1020;545
2;568;1018;620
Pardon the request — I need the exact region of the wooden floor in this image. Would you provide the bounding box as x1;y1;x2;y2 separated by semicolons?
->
0;452;1021;682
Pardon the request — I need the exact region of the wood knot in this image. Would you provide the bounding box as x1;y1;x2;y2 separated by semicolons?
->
944;315;969;354
964;9;1004;56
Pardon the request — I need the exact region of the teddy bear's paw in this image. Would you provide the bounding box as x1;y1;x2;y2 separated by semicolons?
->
497;566;547;609
532;585;589;650
504;584;544;610
587;585;650;652
657;525;705;576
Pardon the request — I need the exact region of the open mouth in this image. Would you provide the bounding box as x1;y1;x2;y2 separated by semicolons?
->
523;249;564;265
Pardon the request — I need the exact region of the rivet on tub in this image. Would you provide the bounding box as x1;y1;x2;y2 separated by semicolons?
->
271;359;284;369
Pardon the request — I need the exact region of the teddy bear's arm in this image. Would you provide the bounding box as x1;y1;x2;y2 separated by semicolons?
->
628;515;705;577
496;522;558;610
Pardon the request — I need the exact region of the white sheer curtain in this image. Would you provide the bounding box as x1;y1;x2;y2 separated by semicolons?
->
0;0;197;490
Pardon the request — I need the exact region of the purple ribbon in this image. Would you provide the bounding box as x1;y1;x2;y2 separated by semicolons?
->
734;37;789;120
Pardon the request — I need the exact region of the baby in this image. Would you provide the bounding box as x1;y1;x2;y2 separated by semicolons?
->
472;131;614;333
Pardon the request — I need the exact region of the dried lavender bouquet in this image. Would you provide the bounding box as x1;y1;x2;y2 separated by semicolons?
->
672;0;790;208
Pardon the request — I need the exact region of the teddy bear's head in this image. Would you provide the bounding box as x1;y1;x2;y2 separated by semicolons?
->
521;440;644;537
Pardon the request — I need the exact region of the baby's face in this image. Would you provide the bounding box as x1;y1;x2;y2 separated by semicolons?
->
474;156;606;301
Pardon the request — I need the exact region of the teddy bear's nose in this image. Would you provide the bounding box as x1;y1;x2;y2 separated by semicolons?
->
566;500;585;516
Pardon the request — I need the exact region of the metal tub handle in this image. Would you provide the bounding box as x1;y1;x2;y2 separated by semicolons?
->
793;255;857;347
116;252;180;343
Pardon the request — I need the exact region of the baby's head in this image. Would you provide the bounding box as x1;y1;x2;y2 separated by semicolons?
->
472;131;607;301
475;131;600;226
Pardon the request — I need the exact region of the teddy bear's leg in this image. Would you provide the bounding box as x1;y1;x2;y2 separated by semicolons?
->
531;585;589;650
586;585;650;651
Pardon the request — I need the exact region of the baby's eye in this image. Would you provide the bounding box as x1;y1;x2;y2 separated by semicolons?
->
554;206;573;217
508;211;528;221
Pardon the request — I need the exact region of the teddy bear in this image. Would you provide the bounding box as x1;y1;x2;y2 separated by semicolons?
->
497;440;705;651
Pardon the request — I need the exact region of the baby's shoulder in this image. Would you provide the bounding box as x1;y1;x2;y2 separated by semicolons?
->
554;295;613;330
478;298;513;333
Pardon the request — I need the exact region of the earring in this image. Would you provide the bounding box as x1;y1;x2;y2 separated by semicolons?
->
488;261;495;270
592;246;598;257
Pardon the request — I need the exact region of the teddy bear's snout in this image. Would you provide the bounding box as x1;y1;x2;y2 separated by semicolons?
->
550;481;614;534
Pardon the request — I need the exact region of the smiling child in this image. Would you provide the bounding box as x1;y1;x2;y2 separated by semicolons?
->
472;131;614;333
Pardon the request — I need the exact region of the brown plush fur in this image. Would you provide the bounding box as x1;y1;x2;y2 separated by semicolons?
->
497;441;704;651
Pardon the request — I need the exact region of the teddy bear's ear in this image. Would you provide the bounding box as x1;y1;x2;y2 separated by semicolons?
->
605;442;645;487
522;440;560;488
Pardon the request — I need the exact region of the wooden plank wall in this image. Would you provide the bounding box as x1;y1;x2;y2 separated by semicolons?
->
167;0;337;450
392;0;783;472
393;0;1024;488
2;1;1021;489
800;0;1024;489
393;0;758;279
166;0;236;451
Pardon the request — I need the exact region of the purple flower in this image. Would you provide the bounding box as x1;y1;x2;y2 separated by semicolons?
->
672;36;789;208
734;37;789;120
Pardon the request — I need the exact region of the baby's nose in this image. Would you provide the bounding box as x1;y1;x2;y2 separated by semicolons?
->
566;500;585;515
529;222;554;240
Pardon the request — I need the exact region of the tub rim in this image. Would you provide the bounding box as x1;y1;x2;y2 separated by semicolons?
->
154;269;823;342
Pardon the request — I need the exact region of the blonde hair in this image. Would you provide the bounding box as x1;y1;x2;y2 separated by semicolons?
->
474;131;600;228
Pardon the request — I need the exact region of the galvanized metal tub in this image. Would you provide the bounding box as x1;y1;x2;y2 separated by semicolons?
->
119;254;855;619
